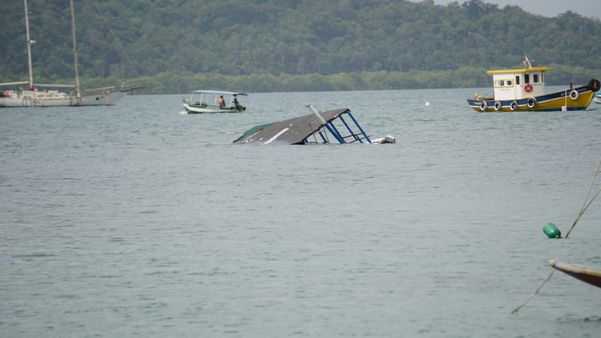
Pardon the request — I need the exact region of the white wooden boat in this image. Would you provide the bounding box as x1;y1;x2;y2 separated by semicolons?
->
183;90;247;114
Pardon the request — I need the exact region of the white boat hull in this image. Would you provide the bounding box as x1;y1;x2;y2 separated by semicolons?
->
0;89;125;107
79;91;125;106
183;101;240;114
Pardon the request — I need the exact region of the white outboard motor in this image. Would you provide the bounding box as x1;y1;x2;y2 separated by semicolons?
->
372;135;396;144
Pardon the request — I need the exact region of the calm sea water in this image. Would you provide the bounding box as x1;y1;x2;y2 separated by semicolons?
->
1;88;601;337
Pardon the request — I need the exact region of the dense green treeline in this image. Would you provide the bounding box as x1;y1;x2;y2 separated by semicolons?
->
1;0;601;93
78;64;600;93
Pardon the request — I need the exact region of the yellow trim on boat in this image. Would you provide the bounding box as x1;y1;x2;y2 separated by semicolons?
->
468;90;594;112
486;66;550;75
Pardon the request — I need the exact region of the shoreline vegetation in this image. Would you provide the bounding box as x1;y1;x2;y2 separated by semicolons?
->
75;65;599;94
3;1;601;94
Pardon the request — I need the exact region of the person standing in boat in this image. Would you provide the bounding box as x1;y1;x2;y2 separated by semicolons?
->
234;96;245;112
217;95;226;107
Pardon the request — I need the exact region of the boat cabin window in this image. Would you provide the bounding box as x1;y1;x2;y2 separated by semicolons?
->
525;74;530;84
515;75;520;85
494;79;513;87
533;74;539;83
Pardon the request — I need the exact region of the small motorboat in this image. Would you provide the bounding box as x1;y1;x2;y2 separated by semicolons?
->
183;90;247;114
467;56;600;112
233;104;395;145
549;260;601;289
594;93;601;104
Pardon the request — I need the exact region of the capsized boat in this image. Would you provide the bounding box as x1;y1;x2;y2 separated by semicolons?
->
233;104;395;145
467;57;600;112
549;260;601;289
183;90;247;114
0;0;136;108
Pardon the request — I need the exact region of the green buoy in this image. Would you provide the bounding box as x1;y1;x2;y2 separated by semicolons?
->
543;222;561;238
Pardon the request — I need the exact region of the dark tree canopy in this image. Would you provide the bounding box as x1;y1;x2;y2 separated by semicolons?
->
1;0;600;92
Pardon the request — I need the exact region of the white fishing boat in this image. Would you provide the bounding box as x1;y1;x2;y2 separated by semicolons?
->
0;0;136;108
183;90;247;114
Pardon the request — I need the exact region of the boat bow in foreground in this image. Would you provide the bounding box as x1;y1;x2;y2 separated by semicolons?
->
549;260;601;289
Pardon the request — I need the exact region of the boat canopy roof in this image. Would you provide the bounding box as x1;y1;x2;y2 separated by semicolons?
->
191;90;247;96
486;66;550;75
234;108;351;144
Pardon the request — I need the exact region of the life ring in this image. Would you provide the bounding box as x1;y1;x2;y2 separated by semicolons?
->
569;89;579;100
494;101;502;111
479;101;488;111
524;84;533;93
588;79;601;92
527;97;537;109
509;101;518;111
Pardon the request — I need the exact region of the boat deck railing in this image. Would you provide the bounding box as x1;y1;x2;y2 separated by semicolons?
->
304;110;372;144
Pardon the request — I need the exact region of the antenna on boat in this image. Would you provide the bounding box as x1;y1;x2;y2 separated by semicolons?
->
306;103;327;125
523;56;534;69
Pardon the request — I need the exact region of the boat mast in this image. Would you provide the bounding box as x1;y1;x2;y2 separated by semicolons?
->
70;0;81;101
23;0;34;90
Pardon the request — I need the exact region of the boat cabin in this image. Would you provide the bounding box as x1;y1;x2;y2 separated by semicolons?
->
487;62;549;101
183;90;247;113
188;90;246;108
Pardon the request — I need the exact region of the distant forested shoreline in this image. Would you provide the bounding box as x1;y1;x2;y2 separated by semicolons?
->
2;0;601;93
82;64;600;94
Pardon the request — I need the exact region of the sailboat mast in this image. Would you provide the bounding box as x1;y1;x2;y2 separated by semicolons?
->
23;0;34;89
70;0;81;100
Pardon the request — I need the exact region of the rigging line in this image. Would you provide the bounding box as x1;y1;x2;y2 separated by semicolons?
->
576;160;601;215
565;186;601;238
87;0;140;78
565;159;601;238
511;269;555;314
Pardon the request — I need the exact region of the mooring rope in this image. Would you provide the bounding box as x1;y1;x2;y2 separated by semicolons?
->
565;160;601;238
511;269;556;314
511;159;601;314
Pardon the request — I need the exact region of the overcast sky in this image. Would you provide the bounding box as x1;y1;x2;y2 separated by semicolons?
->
427;0;601;19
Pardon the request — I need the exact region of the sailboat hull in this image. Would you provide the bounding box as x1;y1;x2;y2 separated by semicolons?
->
79;91;126;106
0;89;126;107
